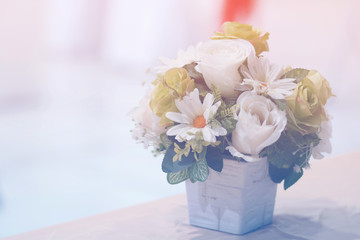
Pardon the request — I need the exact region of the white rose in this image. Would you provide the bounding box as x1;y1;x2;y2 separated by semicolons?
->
312;120;332;159
196;39;254;98
130;88;166;148
227;92;287;161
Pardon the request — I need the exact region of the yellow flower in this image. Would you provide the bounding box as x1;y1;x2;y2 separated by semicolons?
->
211;22;269;55
150;68;195;126
305;70;333;106
286;70;333;134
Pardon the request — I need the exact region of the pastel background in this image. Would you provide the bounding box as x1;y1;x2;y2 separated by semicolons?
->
0;0;359;237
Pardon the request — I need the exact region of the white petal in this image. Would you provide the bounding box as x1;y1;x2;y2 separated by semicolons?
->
267;90;287;100
175;126;197;142
202;93;215;111
226;146;264;162
201;127;214;142
204;101;221;121
233;92;287;155
187;89;203;116
182;127;199;141
166;124;191;136
267;64;283;82
215;126;227;136
166;112;192;124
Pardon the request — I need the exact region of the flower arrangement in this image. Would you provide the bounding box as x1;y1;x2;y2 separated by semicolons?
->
131;22;333;190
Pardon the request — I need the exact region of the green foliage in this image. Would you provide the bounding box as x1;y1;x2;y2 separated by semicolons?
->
216;136;228;153
268;163;291;183
167;169;189;184
223;97;238;109
164;146;210;184
189;147;210;182
260;130;320;189
189;175;196;183
220;118;238;134
162;141;212;184
211;85;223;104
282;68;310;83
162;142;196;173
198;146;207;161
215;95;238;135
209;118;222;131
173;142;190;162
219;105;237;119
206;146;223;172
210;85;237;123
189;158;209;182
284;167;303;190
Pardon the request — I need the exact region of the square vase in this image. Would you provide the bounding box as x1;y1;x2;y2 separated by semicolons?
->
185;158;277;235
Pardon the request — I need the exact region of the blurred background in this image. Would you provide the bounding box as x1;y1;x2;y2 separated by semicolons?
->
0;0;359;237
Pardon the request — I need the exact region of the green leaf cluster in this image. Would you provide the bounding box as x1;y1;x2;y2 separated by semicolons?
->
215;93;238;135
165;143;209;184
260;130;320;190
220;118;238;134
163;140;224;184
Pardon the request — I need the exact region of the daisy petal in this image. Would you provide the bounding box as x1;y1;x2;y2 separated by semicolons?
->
166;112;192;124
167;124;190;136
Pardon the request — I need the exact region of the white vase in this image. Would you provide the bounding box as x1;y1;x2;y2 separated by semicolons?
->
185;158;277;235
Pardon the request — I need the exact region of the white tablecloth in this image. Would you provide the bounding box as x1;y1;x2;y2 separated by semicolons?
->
4;151;360;240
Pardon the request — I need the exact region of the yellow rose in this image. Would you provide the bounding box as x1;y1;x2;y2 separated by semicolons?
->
150;68;195;126
305;70;332;106
286;70;333;134
211;22;269;55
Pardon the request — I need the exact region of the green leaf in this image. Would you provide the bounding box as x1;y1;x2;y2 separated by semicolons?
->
162;142;196;173
167;169;189;184
304;133;321;147
284;167;303;190
206;146;223;172
189;159;209;182
217;136;227;153
220;118;238;133
198;147;207;161
268;163;291;183
282;68;309;83
260;140;294;169
219;107;236;119
189;176;197;183
261;129;320;189
260;130;320;170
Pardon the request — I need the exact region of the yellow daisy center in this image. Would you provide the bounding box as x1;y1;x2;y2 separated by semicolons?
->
193;115;206;128
260;82;267;90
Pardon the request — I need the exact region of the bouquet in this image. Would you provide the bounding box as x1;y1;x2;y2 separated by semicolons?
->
131;22;333;190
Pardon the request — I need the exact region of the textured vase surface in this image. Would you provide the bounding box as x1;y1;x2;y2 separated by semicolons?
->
185;158;277;235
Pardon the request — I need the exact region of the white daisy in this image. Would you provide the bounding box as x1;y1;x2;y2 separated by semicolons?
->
239;53;297;99
155;45;199;74
165;88;227;143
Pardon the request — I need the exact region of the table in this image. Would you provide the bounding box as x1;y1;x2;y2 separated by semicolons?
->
4;151;360;240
